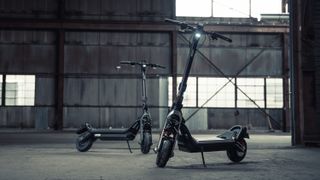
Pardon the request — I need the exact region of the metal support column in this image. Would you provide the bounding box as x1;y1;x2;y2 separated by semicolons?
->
290;0;303;145
54;0;65;130
282;34;290;132
55;30;65;130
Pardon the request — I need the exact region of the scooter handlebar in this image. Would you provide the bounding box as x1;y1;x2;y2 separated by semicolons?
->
210;32;232;43
148;63;166;69
120;61;137;65
165;18;232;43
165;18;195;30
120;61;165;69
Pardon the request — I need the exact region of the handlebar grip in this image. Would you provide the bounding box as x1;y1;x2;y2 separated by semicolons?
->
120;61;136;65
164;18;183;25
151;64;166;69
211;32;232;43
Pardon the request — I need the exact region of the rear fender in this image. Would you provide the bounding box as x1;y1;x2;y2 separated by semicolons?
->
76;122;92;134
230;125;249;139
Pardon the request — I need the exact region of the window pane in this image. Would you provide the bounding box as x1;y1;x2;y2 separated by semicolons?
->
237;78;265;108
168;77;197;107
178;77;197;107
0;75;2;105
266;78;283;108
168;77;173;106
251;0;282;19
213;0;250;17
5;75;35;106
198;77;235;107
176;0;211;17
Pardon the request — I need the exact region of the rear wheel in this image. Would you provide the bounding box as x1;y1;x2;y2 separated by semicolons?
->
75;132;94;152
141;132;152;154
227;139;247;162
156;139;173;168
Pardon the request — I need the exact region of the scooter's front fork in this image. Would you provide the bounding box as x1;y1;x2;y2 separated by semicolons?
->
155;110;182;155
139;116;152;144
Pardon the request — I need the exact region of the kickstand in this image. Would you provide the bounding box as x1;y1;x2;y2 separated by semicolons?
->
200;147;206;167
126;140;132;153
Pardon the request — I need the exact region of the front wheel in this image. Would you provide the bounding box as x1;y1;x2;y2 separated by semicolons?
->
141;132;152;154
156;139;174;168
227;139;247;162
75;132;94;152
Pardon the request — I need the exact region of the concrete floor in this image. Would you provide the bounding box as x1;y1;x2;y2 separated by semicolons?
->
0;131;319;180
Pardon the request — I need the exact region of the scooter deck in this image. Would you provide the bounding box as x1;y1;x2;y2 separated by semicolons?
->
90;128;128;134
178;136;235;153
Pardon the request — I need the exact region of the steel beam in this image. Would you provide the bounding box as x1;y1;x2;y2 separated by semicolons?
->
0;19;289;33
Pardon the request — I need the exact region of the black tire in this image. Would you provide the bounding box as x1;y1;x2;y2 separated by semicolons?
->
156;139;173;168
141;132;152;154
76;132;94;152
227;139;247;162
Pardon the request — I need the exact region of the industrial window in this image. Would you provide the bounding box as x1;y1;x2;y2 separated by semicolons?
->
0;75;2;105
237;78;265;108
176;0;284;18
168;76;284;109
168;77;173;106
168;77;197;107
266;78;283;108
5;75;35;106
198;77;235;107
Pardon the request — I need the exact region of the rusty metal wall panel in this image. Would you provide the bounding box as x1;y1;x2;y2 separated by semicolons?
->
24;45;56;73
177;47;247;76
0;107;35;128
64;45;100;74
63;77;166;115
241;49;282;76
0;30;56;73
99;78;140;106
0;44;25;72
35;77;55;106
64;0;173;21
63;107;100;128
208;108;282;129
0;44;56;73
64;107;162;129
316;2;320;132
177;34;282;48
64;78;99;105
0;0;58;19
35;107;54;129
64;32;170;74
177;47;282;76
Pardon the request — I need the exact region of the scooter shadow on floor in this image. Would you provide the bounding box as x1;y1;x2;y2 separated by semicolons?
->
165;161;261;171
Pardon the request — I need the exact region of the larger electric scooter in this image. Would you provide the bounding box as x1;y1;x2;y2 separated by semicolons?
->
76;60;165;154
155;19;249;167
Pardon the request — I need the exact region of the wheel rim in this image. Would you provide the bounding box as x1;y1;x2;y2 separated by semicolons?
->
235;140;246;157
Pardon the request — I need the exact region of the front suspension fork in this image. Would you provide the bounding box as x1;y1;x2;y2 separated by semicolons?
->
155;110;182;152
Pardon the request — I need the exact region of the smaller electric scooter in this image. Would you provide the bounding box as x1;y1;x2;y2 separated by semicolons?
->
155;19;249;167
75;60;165;154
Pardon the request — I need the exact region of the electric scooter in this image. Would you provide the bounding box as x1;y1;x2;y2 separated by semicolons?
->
155;19;249;167
75;60;165;154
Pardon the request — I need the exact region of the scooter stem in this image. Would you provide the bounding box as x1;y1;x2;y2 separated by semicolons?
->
174;30;201;111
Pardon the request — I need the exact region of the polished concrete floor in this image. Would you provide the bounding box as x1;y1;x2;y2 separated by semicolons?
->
0;131;319;180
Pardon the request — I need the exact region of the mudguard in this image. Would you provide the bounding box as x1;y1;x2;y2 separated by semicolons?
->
230;125;250;139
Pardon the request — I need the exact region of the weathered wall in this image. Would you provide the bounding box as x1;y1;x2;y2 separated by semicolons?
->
0;0;286;130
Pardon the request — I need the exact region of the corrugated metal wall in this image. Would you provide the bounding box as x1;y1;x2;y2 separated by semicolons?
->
0;0;286;130
177;33;282;76
314;0;320;131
